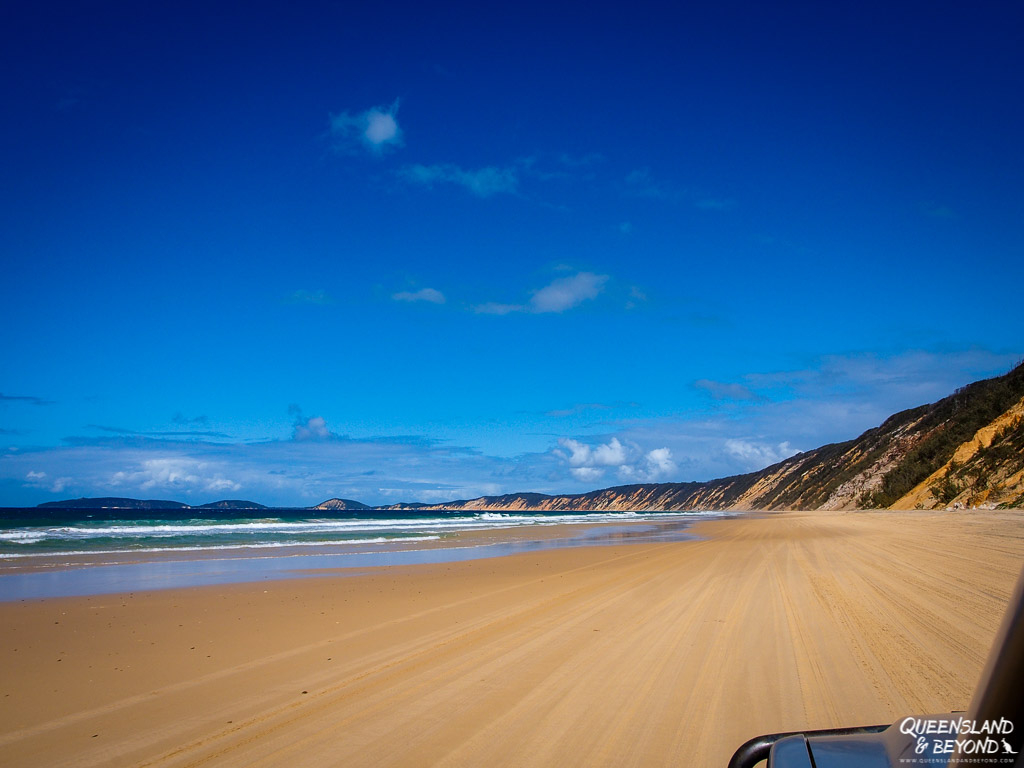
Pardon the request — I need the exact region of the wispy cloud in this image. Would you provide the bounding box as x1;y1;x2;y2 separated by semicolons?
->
694;379;761;401
172;412;209;426
530;272;608;313
695;351;1020;411
920;202;956;219
608;348;1021;482
742;349;1018;405
54;96;80;112
392;287;446;304
695;197;736;211
1;393;55;406
473;272;609;315
53;84;87;113
556;152;604;169
284;289;333;305
625;285;647;310
86;424;230;439
329;100;404;154
87;424;140;435
624;168;667;199
400;164;518;197
546;403;614;418
473;302;523;316
24;469;72;494
624;168;735;211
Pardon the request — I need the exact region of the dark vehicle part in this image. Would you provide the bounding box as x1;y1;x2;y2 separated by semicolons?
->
729;565;1024;767
727;725;890;768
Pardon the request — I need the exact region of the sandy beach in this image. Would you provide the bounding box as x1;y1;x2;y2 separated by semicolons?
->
1;509;1022;767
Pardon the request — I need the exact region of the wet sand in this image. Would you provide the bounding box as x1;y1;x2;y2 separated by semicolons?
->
1;509;1021;767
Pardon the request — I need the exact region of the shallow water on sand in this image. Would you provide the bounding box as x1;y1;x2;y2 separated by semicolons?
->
0;516;715;600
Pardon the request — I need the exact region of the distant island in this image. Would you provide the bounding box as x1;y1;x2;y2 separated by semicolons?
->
37;498;267;511
312;498;371;511
29;362;1024;514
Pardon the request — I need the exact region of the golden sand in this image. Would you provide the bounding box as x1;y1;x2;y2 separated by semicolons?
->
1;510;1021;767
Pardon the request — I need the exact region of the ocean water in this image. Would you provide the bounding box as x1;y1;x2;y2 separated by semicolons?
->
0;508;712;560
0;508;716;599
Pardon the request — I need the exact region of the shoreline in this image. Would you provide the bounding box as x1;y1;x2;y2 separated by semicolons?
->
0;514;721;600
1;509;1021;767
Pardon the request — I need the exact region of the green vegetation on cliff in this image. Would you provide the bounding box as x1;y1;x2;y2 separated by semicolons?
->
864;363;1024;507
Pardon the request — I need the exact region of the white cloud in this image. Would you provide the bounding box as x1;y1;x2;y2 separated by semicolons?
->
364;109;400;145
529;272;608;313
293;415;332;441
560;437;625;468
329;100;404;154
556;437;675;483
138;458;199;490
392;288;446;304
644;447;677;477
473;272;609;315
723;439;798;470
401;164;518;197
205;476;242;493
106;457;242;495
24;469;73;494
288;404;336;442
570;467;605;482
558;438;589;467
591;437;627;466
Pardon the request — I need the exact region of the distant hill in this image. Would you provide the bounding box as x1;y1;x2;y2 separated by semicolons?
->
37;497;265;510
312;498;371;511
37;497;190;510
380;362;1024;512
378;492;553;512
196;500;267;510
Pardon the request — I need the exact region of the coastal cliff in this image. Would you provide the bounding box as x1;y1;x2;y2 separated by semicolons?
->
381;362;1024;512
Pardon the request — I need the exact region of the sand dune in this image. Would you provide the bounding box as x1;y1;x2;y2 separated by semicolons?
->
1;510;1021;767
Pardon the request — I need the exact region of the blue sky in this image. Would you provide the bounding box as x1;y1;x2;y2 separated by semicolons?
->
2;1;1022;507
